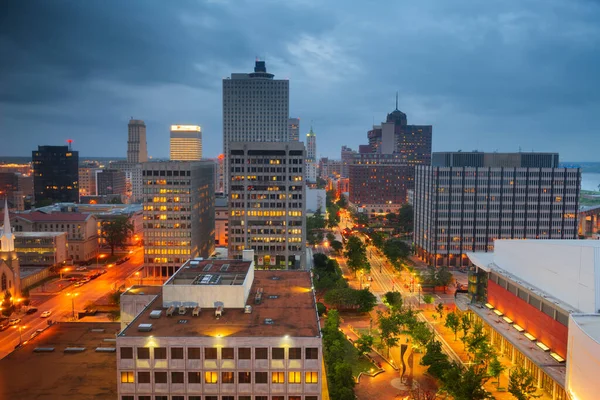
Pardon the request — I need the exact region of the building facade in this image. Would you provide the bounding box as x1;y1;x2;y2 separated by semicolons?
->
340;146;355;178
97;169;127;197
414;152;581;267
228;142;306;269
142;161;215;280
170;125;203;161
215;195;228;247
111;161;144;203
288;118;300;142
14;232;67;266
318;158;342;180
128;119;148;164
222;61;289;193
78;166;101;198
32;145;79;205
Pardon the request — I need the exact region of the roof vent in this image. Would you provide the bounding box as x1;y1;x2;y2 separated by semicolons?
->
245;305;253;314
64;347;86;353
203;264;213;272
90;328;105;333
178;319;188;324
264;318;274;325
220;264;230;272
271;276;281;281
149;310;162;319
138;323;153;332
95;347;116;353
34;347;55;352
269;295;279;299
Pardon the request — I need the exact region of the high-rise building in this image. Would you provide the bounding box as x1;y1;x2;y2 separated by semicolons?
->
340;146;356;178
97;169;127;197
170;125;202;161
32;145;79;204
228;142;306;269
110;161;143;203
319;157;342;180
288;117;300;141
305;126;318;183
222;61;289;193
78;165;101;198
127;119;148;164
142;161;215;281
414;152;580;267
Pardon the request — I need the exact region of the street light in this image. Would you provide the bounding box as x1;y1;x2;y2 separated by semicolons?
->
13;324;26;344
418;284;421;307
96;253;106;267
135;271;141;286
66;292;79;320
60;267;70;280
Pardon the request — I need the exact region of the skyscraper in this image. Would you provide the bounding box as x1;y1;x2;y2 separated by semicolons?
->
341;145;356;178
32;145;79;204
288;117;300;141
96;169;126;197
222;60;289;193
170;125;202;161
306;126;317;183
127;119;148;164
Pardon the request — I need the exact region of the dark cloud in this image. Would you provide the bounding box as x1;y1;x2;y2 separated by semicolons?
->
0;0;598;161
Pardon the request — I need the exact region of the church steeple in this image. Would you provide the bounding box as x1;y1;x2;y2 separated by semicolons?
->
1;199;14;252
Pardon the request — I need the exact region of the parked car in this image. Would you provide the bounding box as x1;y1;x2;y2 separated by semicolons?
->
74;281;84;287
9;318;21;326
40;311;52;318
89;272;100;280
26;307;38;315
100;269;107;275
82;277;91;283
29;329;44;340
76;266;87;271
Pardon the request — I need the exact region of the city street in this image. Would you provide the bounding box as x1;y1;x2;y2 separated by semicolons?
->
0;248;143;359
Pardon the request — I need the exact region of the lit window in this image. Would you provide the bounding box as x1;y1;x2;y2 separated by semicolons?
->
205;371;218;383
288;371;301;383
305;371;319;383
120;371;134;383
272;371;285;383
222;371;234;383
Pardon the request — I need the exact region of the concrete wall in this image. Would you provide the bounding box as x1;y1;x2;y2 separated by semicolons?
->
162;285;247;309
121;293;160;330
566;315;600;400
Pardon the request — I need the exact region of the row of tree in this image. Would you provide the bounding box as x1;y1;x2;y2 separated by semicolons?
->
344;235;370;276
322;310;356;400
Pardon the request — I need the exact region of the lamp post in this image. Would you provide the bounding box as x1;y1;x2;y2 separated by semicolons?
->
418;284;421;307
14;325;25;344
135;271;141;286
96;253;106;267
60;267;69;280
66;292;79;320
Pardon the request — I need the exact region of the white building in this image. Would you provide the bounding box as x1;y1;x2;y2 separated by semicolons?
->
170;125;202;161
305;189;326;214
116;257;323;400
222;61;289;193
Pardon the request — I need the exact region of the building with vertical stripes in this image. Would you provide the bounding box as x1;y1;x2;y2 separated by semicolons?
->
170;125;202;161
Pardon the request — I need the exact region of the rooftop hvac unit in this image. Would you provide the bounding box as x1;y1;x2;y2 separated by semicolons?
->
138;324;153;332
264;318;274;325
244;305;253;314
149;310;162;319
215;306;223;319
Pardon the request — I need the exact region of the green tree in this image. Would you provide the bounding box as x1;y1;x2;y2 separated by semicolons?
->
444;311;460;341
101;216;134;256
316;302;327;316
397;204;414;234
355;333;374;356
336;195;348;209
409;320;434;349
466;322;495;366
109;290;122;306
422;294;434;304
323;288;376;313
460;313;472;343
488;357;506;388
436;266;454;293
370;231;385;249
344;235;369;276
435;303;445;320
378;311;400;357
383;238;411;269
422;339;452;379
442;364;491;400
383;291;403;311
1;290;14;317
326;232;336;244
330;240;343;254
107;310;121;322
508;366;541;400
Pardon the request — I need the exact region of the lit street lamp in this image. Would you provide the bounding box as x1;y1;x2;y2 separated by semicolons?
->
96;253;106;267
135;271;141;286
14;325;26;344
60;267;70;280
66;292;79;320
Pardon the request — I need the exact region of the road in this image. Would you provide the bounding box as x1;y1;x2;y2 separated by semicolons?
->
0;248;143;359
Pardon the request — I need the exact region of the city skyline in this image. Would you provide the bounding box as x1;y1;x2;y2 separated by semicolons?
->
2;1;599;161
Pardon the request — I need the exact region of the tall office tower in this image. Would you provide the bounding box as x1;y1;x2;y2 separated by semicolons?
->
414;152;580;267
288;117;300;141
96;169;127;196
32;145;79;205
340;145;356;178
170;125;202;161
127;119;148;164
142;161;215;280
305;127;317;183
228;142;306;269
222;60;289;193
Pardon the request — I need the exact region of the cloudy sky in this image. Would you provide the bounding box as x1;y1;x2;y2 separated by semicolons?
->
1;0;599;161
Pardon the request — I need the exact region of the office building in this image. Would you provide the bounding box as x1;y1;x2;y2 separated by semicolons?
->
78;166;101;197
142;161;215;280
215;195;228;247
127;119;148;164
464;240;600;400
228;142;306;269
318;158;342;180
414;152;580;267
222;61;289;193
305;127;317;183
340;146;355;178
32;145;79;204
14;232;67;266
170;125;202;161
116;257;323;400
432;151;560;168
288;118;300;141
97;169;127;197
111;161;143;203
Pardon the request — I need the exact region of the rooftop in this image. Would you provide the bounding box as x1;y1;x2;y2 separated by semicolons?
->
571;314;600;344
120;270;319;338
0;322;120;400
14;231;66;238
13;211;92;222
166;259;252;286
122;285;163;297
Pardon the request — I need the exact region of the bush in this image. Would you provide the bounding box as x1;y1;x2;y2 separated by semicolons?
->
317;302;327;316
423;294;434;304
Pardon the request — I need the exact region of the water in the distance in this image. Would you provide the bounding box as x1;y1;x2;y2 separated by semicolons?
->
581;173;600;192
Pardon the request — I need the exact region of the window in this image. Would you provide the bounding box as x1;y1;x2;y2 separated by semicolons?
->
222;397;235;400
121;397;134;400
139;397;151;400
205;397;217;400
255;371;268;383
137;371;150;383
255;397;268;400
272;348;285;359
239;397;251;400
289;348;302;359
171;371;184;383
306;397;318;400
137;347;150;359
238;371;251;383
172;397;185;400
205;371;218;383
288;371;301;383
305;371;319;383
272;372;285;383
222;347;234;359
238;347;251;359
188;371;202;384
188;347;201;359
255;347;268;359
154;397;168;400
271;397;284;400
305;348;319;359
154;347;167;359
171;347;184;359
205;347;218;359
289;397;301;400
120;371;134;383
189;397;201;400
120;347;133;359
222;371;235;383
154;371;167;384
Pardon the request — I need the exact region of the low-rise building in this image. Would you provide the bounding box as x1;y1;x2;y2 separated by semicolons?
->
14;232;67;266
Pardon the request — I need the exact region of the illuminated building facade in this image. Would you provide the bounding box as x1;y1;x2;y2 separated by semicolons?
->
414;152;580;267
32;145;79;204
170;125;203;161
14;232;67;266
142;161;215;280
228;142;306;269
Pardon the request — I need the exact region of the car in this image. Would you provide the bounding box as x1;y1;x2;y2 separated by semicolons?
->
74;281;84;287
40;311;52;318
29;329;44;340
9;318;21;326
76;266;87;271
82;277;91;283
26;307;38;315
100;269;107;275
367;276;373;282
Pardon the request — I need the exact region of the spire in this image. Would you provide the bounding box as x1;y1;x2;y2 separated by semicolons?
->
395;91;399;110
1;199;15;252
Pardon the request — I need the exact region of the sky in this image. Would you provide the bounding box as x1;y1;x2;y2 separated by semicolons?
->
1;0;599;161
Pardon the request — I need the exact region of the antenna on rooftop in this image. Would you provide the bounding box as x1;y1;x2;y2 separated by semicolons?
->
395;91;399;110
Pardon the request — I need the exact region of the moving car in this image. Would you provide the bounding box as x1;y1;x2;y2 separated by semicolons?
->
74;281;84;287
41;311;52;318
26;307;38;315
9;318;21;325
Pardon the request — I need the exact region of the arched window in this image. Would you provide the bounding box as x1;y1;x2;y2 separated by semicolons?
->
1;273;6;292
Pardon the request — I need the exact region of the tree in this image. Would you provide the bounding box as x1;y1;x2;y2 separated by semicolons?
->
422;339;452;379
101;216;134;256
330;240;343;254
107;310;120;322
316;302;327;316
460;313;472;341
336;195;348;209
508;366;541;400
435;303;444;320
383;238;411;269
488;357;506;388
313;253;329;269
445;311;460;341
442;364;491;400
323;288;376;313
378;311;400;357
370;231;385;249
356;288;377;313
109;290;122;306
383;291;403;311
409;320;434;349
326;232;336;244
422;294;434;304
436;266;454;293
355;333;374;356
344;235;369;275
397;204;414;234
1;290;14;317
466;322;494;366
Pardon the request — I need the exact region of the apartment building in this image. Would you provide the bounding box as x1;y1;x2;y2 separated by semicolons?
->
414;152;580;267
116;258;323;400
228;142;306;269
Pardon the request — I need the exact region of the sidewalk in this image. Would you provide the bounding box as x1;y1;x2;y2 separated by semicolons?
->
29;277;73;294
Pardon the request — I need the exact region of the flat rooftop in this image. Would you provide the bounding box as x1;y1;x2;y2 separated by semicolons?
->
14;231;66;238
122;285;163;297
571;314;600;343
166;259;252;286
120;270;319;338
0;322;120;400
